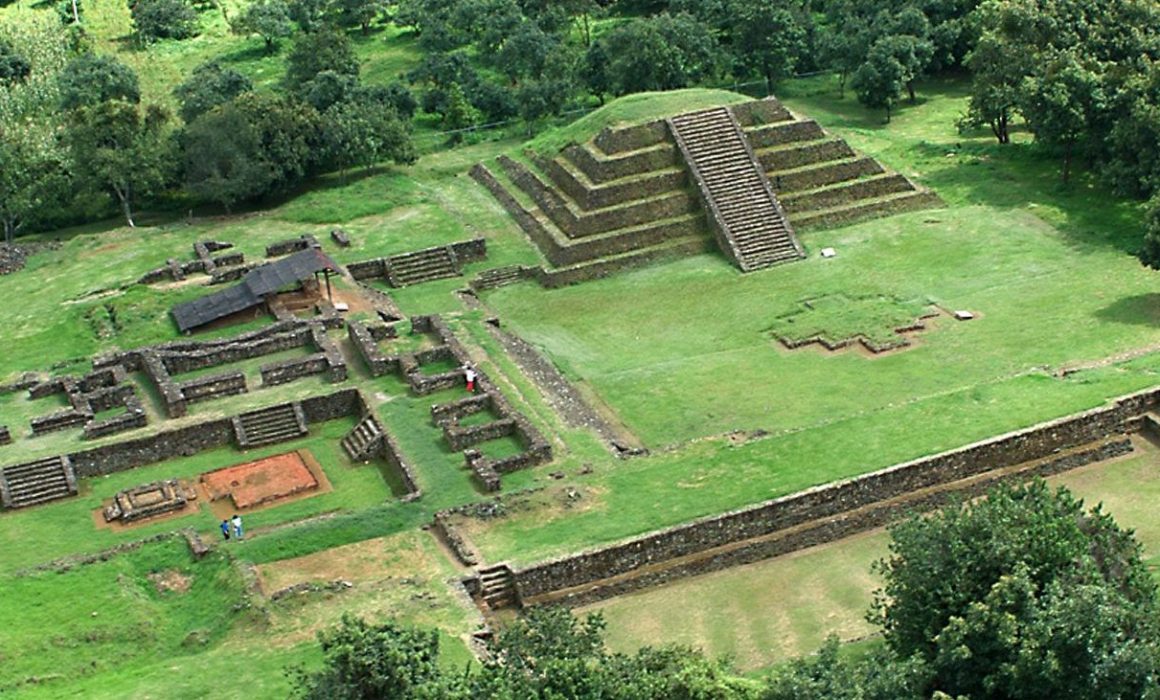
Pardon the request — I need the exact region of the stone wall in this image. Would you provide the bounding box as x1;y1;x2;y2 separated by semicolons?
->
445;418;516;451
450;238;488;264
0;425;10;445
774;158;883;194
31;408;91;435
260;355;329;386
534;238;712;288
521;439;1135;608
507;388;1160;603
266;234;318;257
83;401;147;439
782;174;915;214
346;320;398;377
347;259;387;280
745;120;826;149
758;139;856;172
177;372;247;403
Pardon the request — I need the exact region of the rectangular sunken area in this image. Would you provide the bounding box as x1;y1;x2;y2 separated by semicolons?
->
201;450;321;510
102;478;197;524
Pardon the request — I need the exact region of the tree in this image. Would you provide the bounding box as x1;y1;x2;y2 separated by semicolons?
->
580;39;610;105
66;100;173;227
322;99;417;175
173;61;252;124
286;0;327;32
331;0;388;35
290;614;446;700
58;54;140;110
440;82;478;143
1019;51;1105;183
851;41;905;122
601;13;720;95
0;37;31;86
763;636;929;700
285;29;358;93
182;92;326;208
1135;195;1160;269
0;133;70;243
352;82;418;120
960;2;1034;145
872;479;1160;699
232;0;292;52
731;1;808;95
300;69;357;111
131;0;199;41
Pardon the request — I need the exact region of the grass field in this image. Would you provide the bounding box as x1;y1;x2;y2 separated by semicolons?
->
0;33;1158;693
582;437;1160;672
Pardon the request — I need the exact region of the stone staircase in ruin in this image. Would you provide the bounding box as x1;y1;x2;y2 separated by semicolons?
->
341;413;385;462
233;402;308;448
470;265;528;291
478;563;519;610
385;246;460;287
0;455;78;509
667;107;804;272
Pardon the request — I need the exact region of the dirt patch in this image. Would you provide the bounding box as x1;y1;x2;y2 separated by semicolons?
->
148;569;193;594
772;307;949;359
256;531;441;594
201;449;331;516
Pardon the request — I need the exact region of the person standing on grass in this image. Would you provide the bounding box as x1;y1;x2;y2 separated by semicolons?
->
220;519;231;541
231;513;243;540
463;364;477;393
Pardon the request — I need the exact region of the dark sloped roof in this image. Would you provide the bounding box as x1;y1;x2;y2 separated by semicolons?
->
171;247;341;333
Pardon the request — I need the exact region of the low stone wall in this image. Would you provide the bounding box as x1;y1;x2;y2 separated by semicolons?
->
782;174;915;214
795;191;942;230
731;98;792;127
159;327;311;374
745;120;826;149
508;387;1160;602
31;408;91;435
266;234;318;257
347;259;387;280
450;238;488;264
530;438;1135;608
83;402;147;439
69;418;235;477
432;510;480;565
347;320;397;377
382;428;421;501
432;394;494;427
260;355;329;386
593;120;669;155
177;372;247;403
759;139;856;172
0;426;10;445
86;384;136;413
563;142;679;184
445;418;516;451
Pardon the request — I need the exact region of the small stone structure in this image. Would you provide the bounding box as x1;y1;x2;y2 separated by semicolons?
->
97;319;345;419
330;228;351;247
346;239;487;288
201;451;318;509
0;425;10;445
138;241;245;284
265;234;319;258
26;368;147;440
103;479;197;523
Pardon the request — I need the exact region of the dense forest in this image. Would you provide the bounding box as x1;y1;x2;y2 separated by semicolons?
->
2;0;1160;248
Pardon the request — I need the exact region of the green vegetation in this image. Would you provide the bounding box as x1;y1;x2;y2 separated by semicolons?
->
767;293;934;350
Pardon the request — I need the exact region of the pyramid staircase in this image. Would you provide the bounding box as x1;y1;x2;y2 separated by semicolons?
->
668;108;804;271
0;455;77;509
385;246;460;287
233;402;308;448
341;413;385;462
478;563;519;610
470;265;529;291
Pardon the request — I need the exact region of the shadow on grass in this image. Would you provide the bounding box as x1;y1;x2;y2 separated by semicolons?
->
910;139;1146;255
1093;293;1160;327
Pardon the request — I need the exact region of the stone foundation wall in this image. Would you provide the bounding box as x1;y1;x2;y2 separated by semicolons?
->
347;259;387;280
450;238;488;264
266;234;318;257
31;408;91;435
260;355;329;386
431;394;494;427
382;428;422;501
177;372;247;403
83;402;147;439
0;425;10;445
445;417;516;451
347;321;397;376
510;388;1160;601
535;238;712;288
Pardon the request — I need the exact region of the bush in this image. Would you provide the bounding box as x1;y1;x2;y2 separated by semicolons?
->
132;0;199;41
